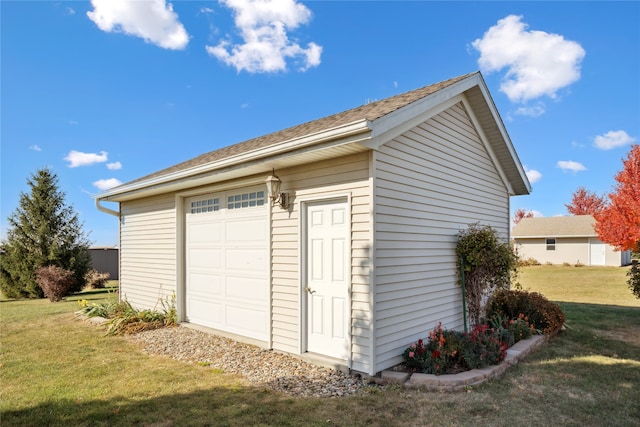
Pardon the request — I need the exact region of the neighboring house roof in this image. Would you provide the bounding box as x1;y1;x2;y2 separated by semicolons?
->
96;71;531;203
512;215;598;238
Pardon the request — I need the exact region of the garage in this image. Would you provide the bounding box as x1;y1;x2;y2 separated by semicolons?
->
185;187;269;341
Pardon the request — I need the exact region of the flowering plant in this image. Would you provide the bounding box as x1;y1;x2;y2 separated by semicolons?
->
402;323;467;374
402;322;509;374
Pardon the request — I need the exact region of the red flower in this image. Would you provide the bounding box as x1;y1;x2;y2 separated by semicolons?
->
432;350;441;359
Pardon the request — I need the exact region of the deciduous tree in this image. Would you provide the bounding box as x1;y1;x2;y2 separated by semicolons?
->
0;168;91;298
565;186;607;216
594;145;640;252
513;208;534;225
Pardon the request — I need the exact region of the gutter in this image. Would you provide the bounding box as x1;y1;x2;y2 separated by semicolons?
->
95;198;119;217
96;119;371;201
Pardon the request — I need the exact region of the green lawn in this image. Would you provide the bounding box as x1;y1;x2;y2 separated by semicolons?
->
1;267;639;426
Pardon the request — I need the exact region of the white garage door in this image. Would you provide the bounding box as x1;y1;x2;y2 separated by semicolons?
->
185;187;269;341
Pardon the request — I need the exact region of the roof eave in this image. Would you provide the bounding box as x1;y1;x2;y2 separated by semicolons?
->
94;119;372;202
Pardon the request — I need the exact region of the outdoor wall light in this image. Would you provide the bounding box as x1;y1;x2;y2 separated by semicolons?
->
265;169;289;209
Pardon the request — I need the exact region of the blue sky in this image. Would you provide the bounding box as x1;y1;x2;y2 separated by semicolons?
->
1;1;639;246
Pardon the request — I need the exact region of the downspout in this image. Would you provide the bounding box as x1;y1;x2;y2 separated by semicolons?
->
95;198;120;217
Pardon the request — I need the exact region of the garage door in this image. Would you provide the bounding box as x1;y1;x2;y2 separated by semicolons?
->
185;187;269;341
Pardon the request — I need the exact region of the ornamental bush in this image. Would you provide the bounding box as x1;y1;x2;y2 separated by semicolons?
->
35;265;75;302
456;224;517;326
628;260;640;299
486;289;565;335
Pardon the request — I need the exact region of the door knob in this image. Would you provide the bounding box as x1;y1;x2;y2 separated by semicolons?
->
306;286;315;294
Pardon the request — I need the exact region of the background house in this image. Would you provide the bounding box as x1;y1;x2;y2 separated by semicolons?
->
95;72;530;375
512;215;631;267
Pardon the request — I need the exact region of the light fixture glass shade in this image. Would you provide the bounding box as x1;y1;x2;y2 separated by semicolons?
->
265;172;281;203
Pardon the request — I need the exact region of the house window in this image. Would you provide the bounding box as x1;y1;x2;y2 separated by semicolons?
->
227;191;265;209
546;238;556;251
190;198;219;214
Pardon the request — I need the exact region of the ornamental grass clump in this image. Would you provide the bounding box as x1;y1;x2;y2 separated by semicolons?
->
79;293;177;335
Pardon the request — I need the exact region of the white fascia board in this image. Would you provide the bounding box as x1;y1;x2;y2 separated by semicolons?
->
95;119;371;201
474;79;532;194
363;74;481;150
460;94;515;196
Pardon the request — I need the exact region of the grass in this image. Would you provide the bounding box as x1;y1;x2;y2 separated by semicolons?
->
1;267;639;426
517;264;640;307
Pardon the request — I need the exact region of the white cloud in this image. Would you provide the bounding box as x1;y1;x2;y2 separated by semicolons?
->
514;102;546;117
68;120;78;125
472;15;585;103
557;160;586;173
200;7;214;14
206;0;322;73
29;145;42;152
107;161;122;170
66;7;76;16
524;166;542;183
93;178;123;191
64;150;108;168
593;130;636;150
87;0;189;50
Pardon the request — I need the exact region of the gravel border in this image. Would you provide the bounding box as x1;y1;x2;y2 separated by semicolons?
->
129;326;368;398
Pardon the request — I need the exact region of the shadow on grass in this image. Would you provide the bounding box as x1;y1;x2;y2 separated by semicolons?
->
1;386;392;427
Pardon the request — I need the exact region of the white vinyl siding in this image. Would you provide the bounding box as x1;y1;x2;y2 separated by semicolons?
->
270;152;372;373
373;102;509;372
120;194;177;309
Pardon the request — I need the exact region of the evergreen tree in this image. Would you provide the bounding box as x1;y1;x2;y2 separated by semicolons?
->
1;168;91;298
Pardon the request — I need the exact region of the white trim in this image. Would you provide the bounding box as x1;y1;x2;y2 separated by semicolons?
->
473;78;531;194
298;193;352;367
461;94;514;195
95;120;370;200
368;150;377;375
175;194;186;322
366;95;465;150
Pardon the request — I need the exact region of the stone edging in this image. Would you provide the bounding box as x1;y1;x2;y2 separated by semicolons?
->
74;310;109;326
379;334;547;391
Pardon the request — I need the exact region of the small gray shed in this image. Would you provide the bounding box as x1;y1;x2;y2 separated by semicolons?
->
88;246;119;280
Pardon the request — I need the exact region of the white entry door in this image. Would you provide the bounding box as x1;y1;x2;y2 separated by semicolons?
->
305;199;349;360
590;239;606;266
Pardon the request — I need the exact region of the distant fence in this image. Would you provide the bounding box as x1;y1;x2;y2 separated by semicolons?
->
88;247;119;280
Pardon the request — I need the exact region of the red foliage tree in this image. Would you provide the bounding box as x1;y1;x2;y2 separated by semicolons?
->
513;208;534;225
565;187;607;216
594;145;640;252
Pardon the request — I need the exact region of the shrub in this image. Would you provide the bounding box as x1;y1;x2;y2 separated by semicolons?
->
84;269;110;290
456;224;517;326
489;312;534;346
628;260;640;299
35;265;75;302
517;257;541;267
486;290;565;335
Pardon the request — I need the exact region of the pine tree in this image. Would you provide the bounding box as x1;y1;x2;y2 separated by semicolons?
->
1;168;91;298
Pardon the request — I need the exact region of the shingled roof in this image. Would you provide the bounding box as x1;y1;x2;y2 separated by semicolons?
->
96;71;531;203
125;72;476;185
512;215;597;238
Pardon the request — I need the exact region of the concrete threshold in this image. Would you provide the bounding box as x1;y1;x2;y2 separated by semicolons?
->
380;334;547;391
